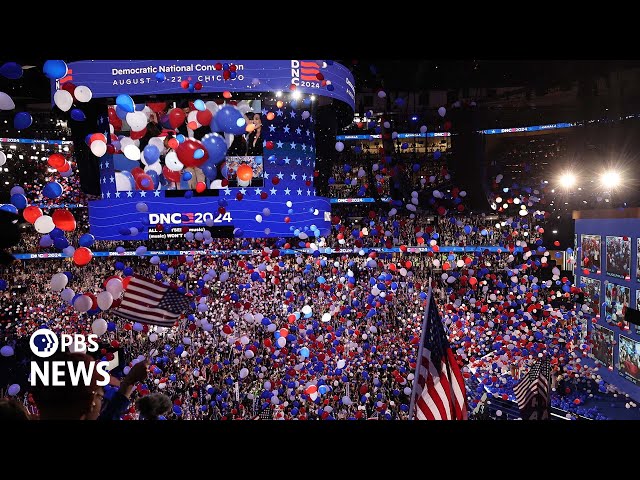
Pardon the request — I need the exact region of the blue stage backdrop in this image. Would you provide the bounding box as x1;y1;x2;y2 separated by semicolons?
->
56;60;355;111
88;95;332;240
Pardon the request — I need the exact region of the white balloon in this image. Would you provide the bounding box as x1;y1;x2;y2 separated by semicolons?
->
148;136;166;155
123;144;141;161
224;133;234;149
50;272;68;292
149;333;158;342
0;91;16;110
187;110;200;129
34;215;55;234
97;291;113;310
322;312;331;322
115;171;133;191
61;288;75;303
165;151;183;171
335;141;344;152
90;140;107;157
74;86;93;103
302;305;312;315
126;111;148;132
54;89;73;112
74;295;93;313
91;318;108;336
106;278;124;297
205;101;219;114
277;336;286;348
240;367;249;378
144;162;163;176
0;151;5;167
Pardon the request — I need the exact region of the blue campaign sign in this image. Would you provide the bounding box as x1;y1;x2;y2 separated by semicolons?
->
56;60;355;111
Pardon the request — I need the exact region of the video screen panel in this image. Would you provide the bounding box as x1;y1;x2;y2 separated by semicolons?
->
605;235;631;280
581;234;601;274
581;276;601;316
591;323;614;368
604;281;630;329
108;97;263;192
637;239;640;282
618;334;640;385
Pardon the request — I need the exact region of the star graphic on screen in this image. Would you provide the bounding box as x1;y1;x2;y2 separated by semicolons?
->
110;176;115;183
276;141;284;149
254;188;262;195
270;187;277;195
297;188;303;195
261;108;267;116
104;161;110;168
99;162;103;169
264;172;270;179
154;190;161;197
302;174;308;181
106;192;111;198
139;191;147;197
277;172;284;179
126;191;133;197
290;110;296;118
284;188;291;195
115;192;121;198
296;158;302;165
101;193;105;199
276;109;283;117
307;189;311;196
290;142;296;149
295;127;302;135
269;124;276;132
284;157;291;165
306;129;310;136
224;187;232;195
309;145;314;152
102;177;106;184
301;144;307;151
239;188;247;195
290;173;297;180
283;125;290;133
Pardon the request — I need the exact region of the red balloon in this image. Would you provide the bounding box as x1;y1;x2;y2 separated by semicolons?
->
85;292;98;310
61;82;76;95
195;182;206;193
196;109;212;126
131;167;145;178
147;102;166;113
52;209;76;231
47;153;66;169
57;161;71;173
130;127;147;140
23;206;42;224
176;138;209;168
135;173;155;191
73;247;93;266
122;276;132;289
90;133;107;144
162;166;181;183
168;108;186;129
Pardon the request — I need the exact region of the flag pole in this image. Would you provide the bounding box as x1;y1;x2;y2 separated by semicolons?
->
408;286;432;420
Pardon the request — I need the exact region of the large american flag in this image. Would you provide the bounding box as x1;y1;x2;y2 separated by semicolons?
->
513;357;552;420
111;275;189;327
409;289;468;420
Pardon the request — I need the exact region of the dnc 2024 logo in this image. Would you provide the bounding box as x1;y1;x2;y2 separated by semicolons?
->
29;329;110;387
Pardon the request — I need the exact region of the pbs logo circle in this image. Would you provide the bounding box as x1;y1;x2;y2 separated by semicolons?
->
30;329;59;358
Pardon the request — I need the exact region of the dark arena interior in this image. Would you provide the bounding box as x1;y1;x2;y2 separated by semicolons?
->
2;57;640;424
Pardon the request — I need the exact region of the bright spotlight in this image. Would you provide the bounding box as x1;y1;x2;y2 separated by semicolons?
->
310;95;316;101
275;91;283;98
600;170;622;189
558;171;576;189
291;91;302;100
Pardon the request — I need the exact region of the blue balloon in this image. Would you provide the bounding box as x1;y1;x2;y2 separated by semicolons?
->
194;99;206;111
14;112;32;130
155;72;165;82
79;233;95;247
43;182;63;199
43;60;68;80
0;62;23;80
143;145;160;164
115;94;135;113
10;193;27;209
49;227;64;239
201;133;228;165
202;162;217;180
70;109;86;122
53;236;69;250
215;106;246;135
39;235;53;247
115;105;128;120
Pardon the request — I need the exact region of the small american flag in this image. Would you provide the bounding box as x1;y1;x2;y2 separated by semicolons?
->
112;275;189;327
513;357;552;420
409;288;468;420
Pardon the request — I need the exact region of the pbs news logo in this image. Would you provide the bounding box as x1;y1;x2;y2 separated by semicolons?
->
29;329;110;387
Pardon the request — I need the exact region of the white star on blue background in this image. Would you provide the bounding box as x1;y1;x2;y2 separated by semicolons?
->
296;158;302;165
127;191;133;197
290;111;296;118
295;127;302;135
276;141;284;149
284;188;291;195
154;190;161;197
283;125;290;133
254;188;262;195
269;125;276;132
277;172;284;179
239;188;247;195
139;191;146;197
290;173;297;180
276;109;283;116
297;188;302;195
224;187;232;195
290;142;296;149
270;187;277;195
115;192;121;198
